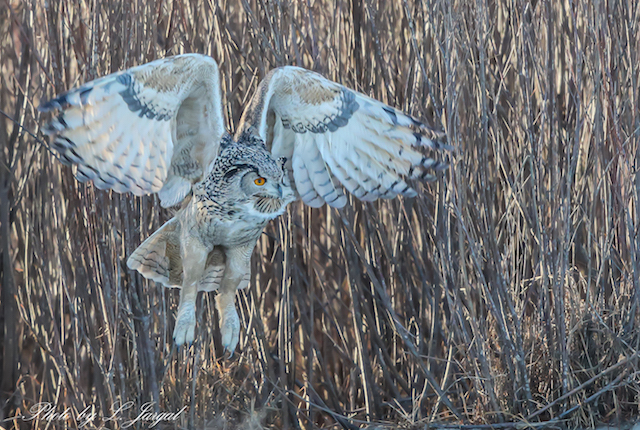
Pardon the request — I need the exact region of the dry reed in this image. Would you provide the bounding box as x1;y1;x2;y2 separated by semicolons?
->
1;0;639;428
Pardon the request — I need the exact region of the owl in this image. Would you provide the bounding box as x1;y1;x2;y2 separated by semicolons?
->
40;54;451;355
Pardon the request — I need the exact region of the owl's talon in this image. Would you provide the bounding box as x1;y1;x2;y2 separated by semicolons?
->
219;307;240;356
173;302;197;346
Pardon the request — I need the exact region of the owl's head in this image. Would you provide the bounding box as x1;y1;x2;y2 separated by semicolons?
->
213;136;295;220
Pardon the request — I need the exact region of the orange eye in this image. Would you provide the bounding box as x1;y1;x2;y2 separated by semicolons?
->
254;177;266;186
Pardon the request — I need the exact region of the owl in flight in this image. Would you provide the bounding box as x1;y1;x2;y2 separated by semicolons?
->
40;54;450;354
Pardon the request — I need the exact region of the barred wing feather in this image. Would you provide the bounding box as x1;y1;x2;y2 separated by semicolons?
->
236;66;451;208
39;54;226;207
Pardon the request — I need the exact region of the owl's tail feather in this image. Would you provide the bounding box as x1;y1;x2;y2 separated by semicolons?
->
127;218;183;287
126;218;249;292
194;249;250;291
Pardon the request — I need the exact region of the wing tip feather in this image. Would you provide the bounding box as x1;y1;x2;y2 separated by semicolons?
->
39;95;69;113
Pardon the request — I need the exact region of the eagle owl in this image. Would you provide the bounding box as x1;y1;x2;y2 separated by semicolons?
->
40;54;451;354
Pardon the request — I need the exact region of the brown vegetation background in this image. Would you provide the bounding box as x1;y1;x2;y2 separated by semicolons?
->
1;0;639;428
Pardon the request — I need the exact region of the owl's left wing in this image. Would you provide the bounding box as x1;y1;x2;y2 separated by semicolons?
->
39;54;226;207
236;66;451;208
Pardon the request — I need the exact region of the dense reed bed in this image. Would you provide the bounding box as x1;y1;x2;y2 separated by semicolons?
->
1;0;639;428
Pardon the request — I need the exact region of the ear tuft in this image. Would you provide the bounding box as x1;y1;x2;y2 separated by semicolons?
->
218;133;233;151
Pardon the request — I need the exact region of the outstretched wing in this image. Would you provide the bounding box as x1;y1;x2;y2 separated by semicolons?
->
236;67;451;208
40;54;227;207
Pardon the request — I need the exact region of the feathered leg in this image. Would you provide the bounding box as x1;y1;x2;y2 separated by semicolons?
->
217;244;253;355
173;231;211;345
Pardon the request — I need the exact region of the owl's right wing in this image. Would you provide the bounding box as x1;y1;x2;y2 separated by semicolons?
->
236;67;451;208
40;54;226;207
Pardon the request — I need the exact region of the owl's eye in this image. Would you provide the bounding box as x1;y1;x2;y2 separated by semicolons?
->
254;177;267;186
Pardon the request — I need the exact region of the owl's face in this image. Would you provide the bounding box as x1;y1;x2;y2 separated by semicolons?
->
212;139;296;221
236;160;295;218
